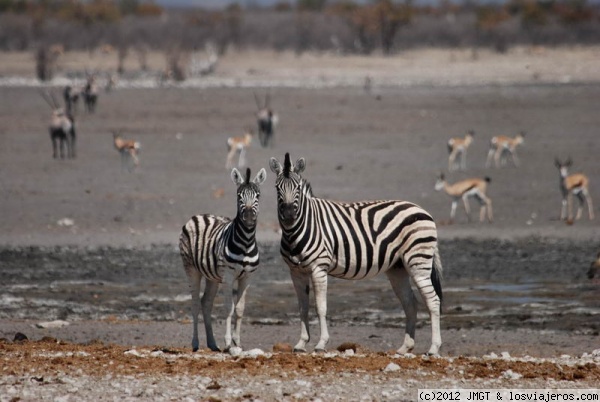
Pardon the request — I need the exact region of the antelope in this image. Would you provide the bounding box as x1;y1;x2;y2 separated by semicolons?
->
435;173;493;223
41;91;76;159
555;158;594;222
63;85;80;115
254;92;278;148
486;131;525;168
113;131;141;172
447;130;474;171
83;72;98;113
226;130;253;169
588;252;600;279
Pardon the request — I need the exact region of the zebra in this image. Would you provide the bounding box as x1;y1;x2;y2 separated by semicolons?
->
269;153;443;355
179;167;267;352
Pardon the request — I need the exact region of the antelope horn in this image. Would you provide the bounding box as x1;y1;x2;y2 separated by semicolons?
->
253;92;261;111
50;92;60;109
39;90;55;110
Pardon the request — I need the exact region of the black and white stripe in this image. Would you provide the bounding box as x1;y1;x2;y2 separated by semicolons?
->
269;153;443;355
179;167;267;352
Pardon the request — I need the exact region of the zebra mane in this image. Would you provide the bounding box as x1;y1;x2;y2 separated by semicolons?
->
245;168;251;184
283;153;291;178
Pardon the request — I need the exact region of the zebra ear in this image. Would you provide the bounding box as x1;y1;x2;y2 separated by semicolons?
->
269;157;282;175
231;168;244;185
253;168;267;185
294;158;306;174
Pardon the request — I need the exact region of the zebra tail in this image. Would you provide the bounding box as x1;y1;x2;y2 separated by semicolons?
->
431;247;443;303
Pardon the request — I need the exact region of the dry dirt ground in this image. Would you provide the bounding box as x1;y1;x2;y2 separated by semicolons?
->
0;48;599;400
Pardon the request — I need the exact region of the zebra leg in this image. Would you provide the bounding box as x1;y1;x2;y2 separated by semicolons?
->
233;275;249;348
386;267;417;354
312;267;329;352
291;270;311;352
409;262;442;356
201;279;221;352
223;274;234;351
187;268;202;352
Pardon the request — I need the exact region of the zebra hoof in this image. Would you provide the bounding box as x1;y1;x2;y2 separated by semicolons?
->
293;348;307;353
314;348;327;354
192;347;199;352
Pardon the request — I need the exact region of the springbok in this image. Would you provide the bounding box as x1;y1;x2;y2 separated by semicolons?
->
435;173;493;223
83;72;99;113
486;131;525;168
113;131;141;172
447;130;474;171
41;91;76;159
254;92;277;148
226;130;253;169
555;158;594;222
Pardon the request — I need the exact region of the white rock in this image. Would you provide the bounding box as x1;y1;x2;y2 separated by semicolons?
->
502;369;523;380
57;218;74;227
384;363;401;372
124;349;142;357
244;348;265;358
35;320;70;329
501;351;511;359
228;346;243;357
343;349;355;357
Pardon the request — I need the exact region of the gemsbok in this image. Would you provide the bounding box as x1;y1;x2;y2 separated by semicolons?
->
83;72;99;113
254;92;277;148
447;130;474;171
486;131;525;168
226;130;253;170
42;91;76;159
555;158;594;222
435;173;493;224
113;131;141;172
63;85;80;115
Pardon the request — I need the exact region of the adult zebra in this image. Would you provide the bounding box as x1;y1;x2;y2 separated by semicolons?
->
269;153;443;355
179;167;267;352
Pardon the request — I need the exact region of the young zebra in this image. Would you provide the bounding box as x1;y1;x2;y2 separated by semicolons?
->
555;158;594;222
435;174;493;224
179;167;267;352
269;153;443;356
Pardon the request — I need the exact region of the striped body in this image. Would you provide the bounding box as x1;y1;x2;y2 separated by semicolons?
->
447;131;474;171
180;214;259;283
179;167;267;352
435;174;493;223
281;198;438;281
270;154;443;355
486;132;525;168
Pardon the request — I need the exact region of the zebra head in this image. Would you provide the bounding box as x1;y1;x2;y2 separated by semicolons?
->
231;167;267;227
269;153;307;227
